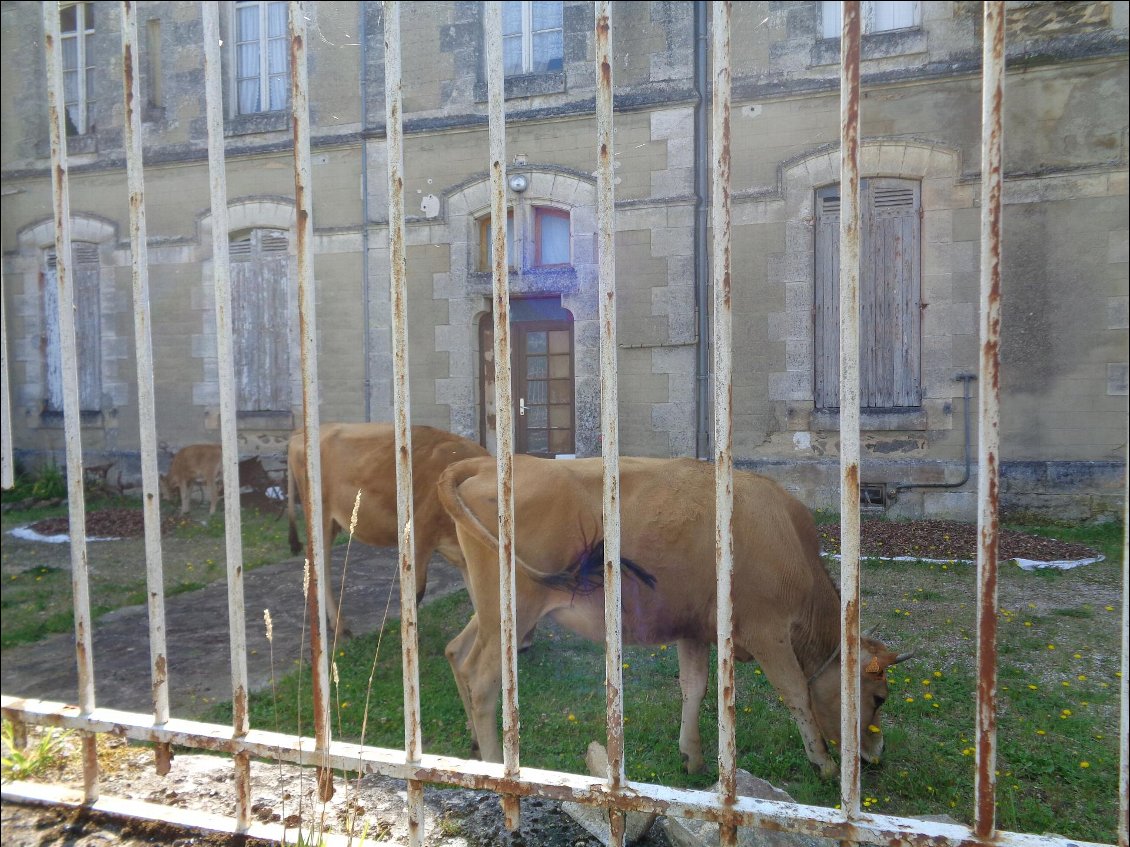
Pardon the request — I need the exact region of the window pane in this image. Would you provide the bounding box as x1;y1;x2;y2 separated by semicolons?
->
63;69;79;102
527;430;548;453
238;78;261;114
549;355;569;379
527;356;548;379
268;73;288;111
501;3;523;36
548;330;570;354
820;0;841;38
531;31;563;73
549;430;572;453
237;5;260;40
532;1;562;30
527;381;547;404
85;67;94;102
526;331;547;354
537;210;569;265
83;3;94;31
268;35;287;75
503;34;523;75
870;1;918;31
60;5;77;33
267;2;288;38
62;38;78;73
549;406;571;428
527;406;547;428
549;380;571;404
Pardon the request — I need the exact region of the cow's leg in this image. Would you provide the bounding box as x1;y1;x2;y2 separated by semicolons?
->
747;630;836;778
677;639;710;773
206;478;218;516
445;615;480;756
179;481;191;516
323;520;352;641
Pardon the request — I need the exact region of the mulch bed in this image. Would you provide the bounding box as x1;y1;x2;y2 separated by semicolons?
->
27;508;188;538
817;519;1100;562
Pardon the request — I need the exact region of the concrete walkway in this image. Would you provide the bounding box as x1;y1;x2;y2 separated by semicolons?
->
0;545;467;717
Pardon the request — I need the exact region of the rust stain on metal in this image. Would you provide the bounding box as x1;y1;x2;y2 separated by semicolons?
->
233;685;248;735
123;44;135;122
154;742;173;776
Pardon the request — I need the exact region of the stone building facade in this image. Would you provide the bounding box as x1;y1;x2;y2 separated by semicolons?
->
1;1;1126;519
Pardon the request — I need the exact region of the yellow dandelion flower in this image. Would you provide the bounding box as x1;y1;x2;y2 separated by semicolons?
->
567;713;576;722
868;724;881;734
923;693;933;700
1027;684;1038;690
1036;729;1045;736
933;671;943;678
905;697;915;703
1106;605;1115;611
1079;761;1090;769
1074;653;1082;659
1023;621;1033;627
1047;644;1055;650
1077;674;1086;681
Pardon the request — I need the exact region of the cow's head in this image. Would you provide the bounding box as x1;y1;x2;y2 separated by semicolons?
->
157;474;171;502
807;636;912;765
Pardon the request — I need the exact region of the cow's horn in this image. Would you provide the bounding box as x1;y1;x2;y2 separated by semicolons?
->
892;651;915;664
863;624;879;637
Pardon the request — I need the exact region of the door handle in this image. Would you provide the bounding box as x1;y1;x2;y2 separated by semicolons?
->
519;397;526;416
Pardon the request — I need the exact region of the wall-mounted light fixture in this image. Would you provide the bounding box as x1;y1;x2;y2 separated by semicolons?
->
508;173;529;193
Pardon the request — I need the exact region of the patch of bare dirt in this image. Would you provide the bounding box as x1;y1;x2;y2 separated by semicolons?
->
816;519;1099;562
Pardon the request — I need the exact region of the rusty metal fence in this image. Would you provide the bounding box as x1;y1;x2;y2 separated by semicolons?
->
1;3;1127;847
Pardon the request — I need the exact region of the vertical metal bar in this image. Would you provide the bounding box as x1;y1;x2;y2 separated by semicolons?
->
288;0;335;804
1;266;13;491
1119;465;1129;847
594;4;625;843
975;2;1005;838
382;4;425;844
485;1;521;832
42;0;98;803
710;4;737;846
838;0;862;819
120;2;172;756
201;3;252;827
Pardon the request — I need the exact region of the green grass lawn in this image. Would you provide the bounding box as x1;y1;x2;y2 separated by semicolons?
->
1;496;290;649
205;519;1124;844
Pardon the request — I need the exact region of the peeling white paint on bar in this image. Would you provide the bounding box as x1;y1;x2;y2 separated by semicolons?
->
42;0;98;804
200;2;252;827
382;4;426;844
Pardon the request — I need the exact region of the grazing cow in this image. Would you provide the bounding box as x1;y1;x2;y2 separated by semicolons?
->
438;455;910;777
160;444;224;517
287;423;489;639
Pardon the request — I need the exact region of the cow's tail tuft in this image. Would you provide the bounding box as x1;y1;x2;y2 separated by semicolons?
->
533;538;656;596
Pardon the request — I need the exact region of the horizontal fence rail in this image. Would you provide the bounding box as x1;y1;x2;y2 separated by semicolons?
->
0;3;1125;847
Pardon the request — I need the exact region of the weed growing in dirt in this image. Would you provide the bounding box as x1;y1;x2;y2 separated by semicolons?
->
1;719;73;780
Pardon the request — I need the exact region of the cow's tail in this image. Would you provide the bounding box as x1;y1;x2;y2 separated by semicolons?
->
437;460;656;593
287;457;302;555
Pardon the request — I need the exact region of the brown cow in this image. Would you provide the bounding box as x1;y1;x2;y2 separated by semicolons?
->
159;444;224;516
287;423;489;639
438;455;910;777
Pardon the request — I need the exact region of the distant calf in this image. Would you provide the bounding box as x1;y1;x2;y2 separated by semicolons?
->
160;444;224;516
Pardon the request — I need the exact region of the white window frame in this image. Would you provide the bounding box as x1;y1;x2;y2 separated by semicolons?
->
501;1;564;76
821;1;921;39
60;2;95;135
233;0;289;115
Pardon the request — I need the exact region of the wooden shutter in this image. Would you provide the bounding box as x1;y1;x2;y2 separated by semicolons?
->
44;243;101;412
814;178;921;410
230;229;291;412
862;179;920;407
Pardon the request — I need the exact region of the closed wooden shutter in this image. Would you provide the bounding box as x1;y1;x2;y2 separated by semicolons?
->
44;243;101;412
230;229;291;412
814;178;921;410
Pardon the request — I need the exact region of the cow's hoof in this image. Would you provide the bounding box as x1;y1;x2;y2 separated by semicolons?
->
818;760;837;779
681;752;704;775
